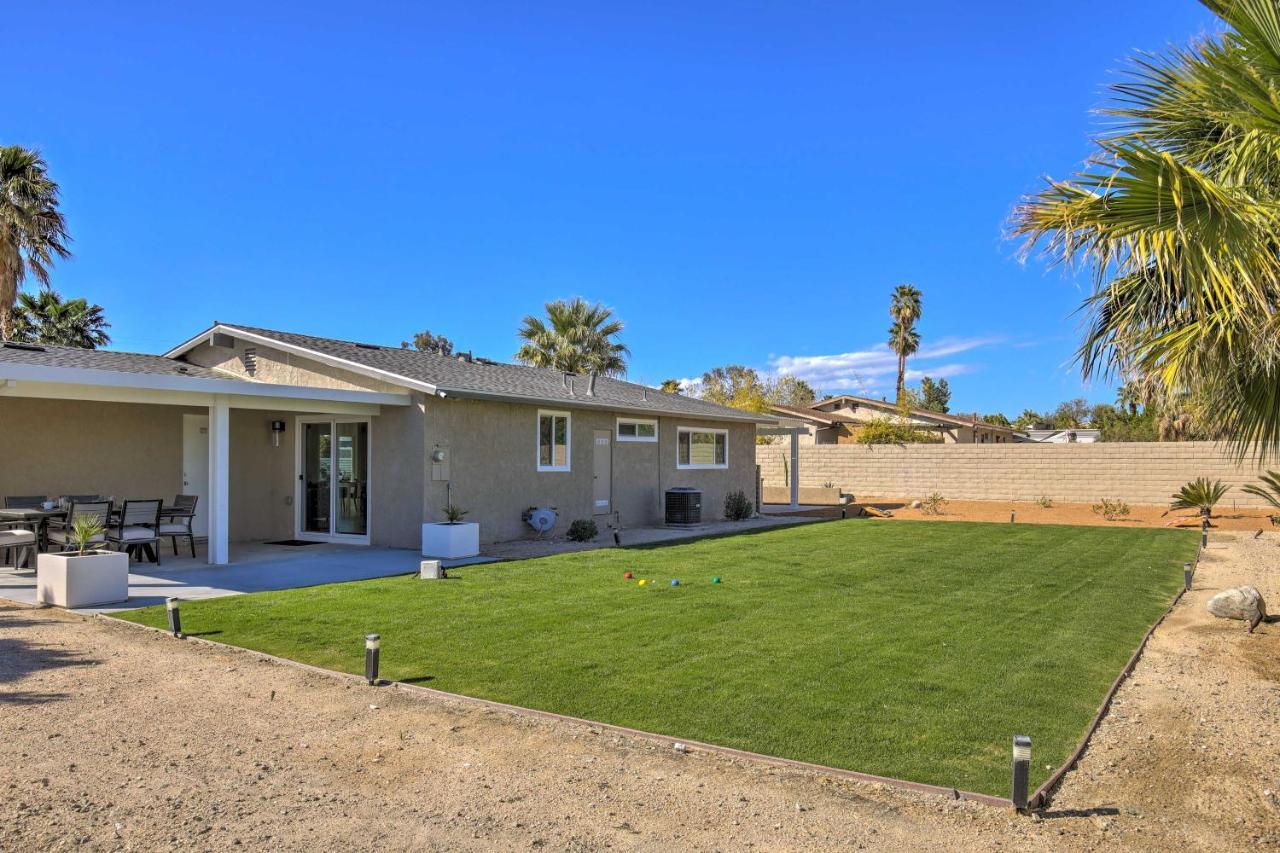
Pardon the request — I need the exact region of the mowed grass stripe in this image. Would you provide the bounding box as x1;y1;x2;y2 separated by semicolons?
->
121;519;1194;795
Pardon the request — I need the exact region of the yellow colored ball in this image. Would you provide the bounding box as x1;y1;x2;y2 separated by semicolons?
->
638;579;647;586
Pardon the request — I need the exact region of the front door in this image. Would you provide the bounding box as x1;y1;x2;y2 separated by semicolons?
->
297;417;370;542
181;414;210;537
592;429;612;515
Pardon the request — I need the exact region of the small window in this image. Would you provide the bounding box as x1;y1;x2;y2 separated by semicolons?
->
617;418;658;442
676;427;728;469
537;410;571;471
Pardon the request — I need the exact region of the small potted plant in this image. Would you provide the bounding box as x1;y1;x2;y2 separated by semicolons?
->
421;503;479;559
36;515;130;608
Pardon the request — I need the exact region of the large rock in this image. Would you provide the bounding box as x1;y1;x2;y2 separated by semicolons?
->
1206;586;1268;632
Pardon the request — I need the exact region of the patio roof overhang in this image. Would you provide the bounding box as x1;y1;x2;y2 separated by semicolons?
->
0;361;412;414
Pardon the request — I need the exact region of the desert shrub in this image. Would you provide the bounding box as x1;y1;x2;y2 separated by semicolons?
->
821;480;836;489
1170;477;1231;520
1091;498;1130;521
724;490;754;521
920;492;948;515
1036;496;1054;508
566;519;598;542
442;504;469;523
854;418;944;445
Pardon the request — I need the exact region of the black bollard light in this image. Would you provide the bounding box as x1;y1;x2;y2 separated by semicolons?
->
1010;510;1016;524
1201;519;1208;550
1183;561;1193;591
1011;735;1031;812
166;597;183;638
613;530;621;547
841;507;847;519
364;633;380;685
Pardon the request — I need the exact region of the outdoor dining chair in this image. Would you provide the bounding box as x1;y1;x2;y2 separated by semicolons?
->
106;499;164;564
61;494;104;505
4;496;47;509
45;500;112;552
158;494;199;558
0;520;37;570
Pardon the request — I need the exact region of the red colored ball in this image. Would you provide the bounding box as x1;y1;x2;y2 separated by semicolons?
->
623;571;633;579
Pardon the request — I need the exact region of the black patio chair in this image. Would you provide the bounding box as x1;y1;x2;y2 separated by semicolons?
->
106;499;163;564
3;496;47;509
158;494;199;558
0;520;37;570
45;501;112;553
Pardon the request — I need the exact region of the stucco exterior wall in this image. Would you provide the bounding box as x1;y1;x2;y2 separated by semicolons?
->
423;398;758;543
755;441;1277;507
227;409;296;542
183;340;405;393
368;395;425;548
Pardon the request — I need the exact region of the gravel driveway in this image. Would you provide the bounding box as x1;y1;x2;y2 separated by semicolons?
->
1;532;1276;850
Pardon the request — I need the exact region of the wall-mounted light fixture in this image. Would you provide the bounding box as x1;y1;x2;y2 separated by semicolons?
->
270;420;286;447
431;448;447;463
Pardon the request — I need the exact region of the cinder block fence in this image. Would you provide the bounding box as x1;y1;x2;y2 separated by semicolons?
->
755;441;1276;508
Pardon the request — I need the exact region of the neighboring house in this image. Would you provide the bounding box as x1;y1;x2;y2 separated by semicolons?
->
0;323;769;564
769;395;1023;444
1019;428;1101;444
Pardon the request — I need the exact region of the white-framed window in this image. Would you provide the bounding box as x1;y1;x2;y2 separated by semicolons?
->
676;426;728;469
537;410;571;472
616;417;658;442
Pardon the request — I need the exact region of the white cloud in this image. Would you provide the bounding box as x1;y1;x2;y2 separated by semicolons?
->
768;336;998;396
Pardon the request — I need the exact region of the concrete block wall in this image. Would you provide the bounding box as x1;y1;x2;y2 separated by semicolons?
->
755;442;1276;508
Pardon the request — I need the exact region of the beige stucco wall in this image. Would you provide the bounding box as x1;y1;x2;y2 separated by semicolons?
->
184;340;405;393
369;395;426;548
756;441;1277;507
423;397;758;543
0;398;192;504
227;409;296;542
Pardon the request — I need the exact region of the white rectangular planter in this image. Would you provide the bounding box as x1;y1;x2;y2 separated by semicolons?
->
421;522;479;559
37;550;129;608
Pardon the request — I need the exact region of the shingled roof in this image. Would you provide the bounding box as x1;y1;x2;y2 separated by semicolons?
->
0;340;246;381
168;323;772;424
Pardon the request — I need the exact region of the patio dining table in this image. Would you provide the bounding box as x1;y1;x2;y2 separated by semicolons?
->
0;505;188;565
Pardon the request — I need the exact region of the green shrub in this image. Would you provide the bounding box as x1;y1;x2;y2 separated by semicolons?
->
1170;477;1231;520
566;519;598;542
920;492;948;515
854;418;943;445
724;490;754;521
1091;498;1130;521
1036;495;1054;508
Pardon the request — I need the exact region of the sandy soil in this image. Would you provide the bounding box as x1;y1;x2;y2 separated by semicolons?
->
776;496;1280;532
1;532;1277;851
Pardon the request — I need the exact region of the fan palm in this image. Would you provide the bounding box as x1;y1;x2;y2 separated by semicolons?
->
515;297;629;377
1241;469;1280;510
0;146;71;340
9;289;110;348
1170;477;1231;522
1010;0;1280;459
888;284;922;405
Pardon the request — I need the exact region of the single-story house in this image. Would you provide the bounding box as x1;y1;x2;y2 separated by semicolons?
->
1019;428;1101;444
0;323;770;564
770;395;1023;444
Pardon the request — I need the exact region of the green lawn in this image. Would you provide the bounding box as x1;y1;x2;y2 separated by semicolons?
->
120;520;1195;796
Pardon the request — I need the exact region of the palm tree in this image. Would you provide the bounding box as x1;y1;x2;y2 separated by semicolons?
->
888;284;922;405
9;289;110;348
1242;470;1280;512
1171;477;1231;524
1010;1;1280;459
515;297;629;377
0;146;71;340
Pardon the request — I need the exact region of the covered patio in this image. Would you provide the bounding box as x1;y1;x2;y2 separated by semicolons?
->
0;343;417;568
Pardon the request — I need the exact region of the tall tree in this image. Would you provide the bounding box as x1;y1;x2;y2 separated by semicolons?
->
1013;409;1042;430
658;379;684;394
919;376;950;413
9;289;109;348
400;328;454;356
697;365;770;413
888;284;922;405
515;297;629;377
1010;1;1280;457
0;146;71;340
768;375;818;408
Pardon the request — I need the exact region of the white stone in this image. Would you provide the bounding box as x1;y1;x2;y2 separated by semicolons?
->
37;550;130;608
1206;586;1267;628
421;522;479;559
420;559;444;579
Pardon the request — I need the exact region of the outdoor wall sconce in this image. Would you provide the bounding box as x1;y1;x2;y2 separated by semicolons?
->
270;420;286;447
431;448;447;463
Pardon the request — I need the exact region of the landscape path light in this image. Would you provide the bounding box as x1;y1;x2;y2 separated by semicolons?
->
166;597;182;638
1011;735;1031;812
365;633;381;685
1184;561;1194;591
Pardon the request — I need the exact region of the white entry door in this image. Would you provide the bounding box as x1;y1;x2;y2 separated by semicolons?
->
181;414;210;537
592;429;612;515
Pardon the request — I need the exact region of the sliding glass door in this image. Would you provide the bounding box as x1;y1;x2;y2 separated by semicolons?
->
298;417;370;541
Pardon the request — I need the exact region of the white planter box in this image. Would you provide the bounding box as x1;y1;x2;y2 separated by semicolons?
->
421;522;479;559
37;550;130;608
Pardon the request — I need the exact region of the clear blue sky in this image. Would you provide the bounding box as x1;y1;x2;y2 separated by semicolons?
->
9;1;1219;416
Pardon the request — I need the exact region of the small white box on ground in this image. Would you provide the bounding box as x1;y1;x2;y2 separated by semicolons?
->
420;559;444;579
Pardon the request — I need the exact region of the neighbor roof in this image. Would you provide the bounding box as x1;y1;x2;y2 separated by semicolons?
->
166;323;773;423
0;341;244;381
812;394;1021;433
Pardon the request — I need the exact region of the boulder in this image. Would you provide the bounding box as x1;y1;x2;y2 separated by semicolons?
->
1206;586;1268;632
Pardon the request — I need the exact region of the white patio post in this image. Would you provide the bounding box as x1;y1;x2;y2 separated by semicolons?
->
207;395;230;565
790;427;800;509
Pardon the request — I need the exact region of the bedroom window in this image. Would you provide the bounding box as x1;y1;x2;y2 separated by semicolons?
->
676;427;728;469
537;410;571;471
616;418;658;442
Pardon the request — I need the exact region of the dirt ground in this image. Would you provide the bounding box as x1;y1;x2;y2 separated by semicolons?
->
1;532;1277;851
777;496;1280;532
